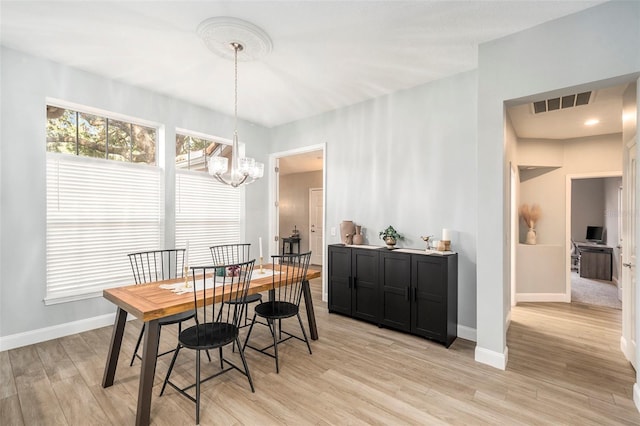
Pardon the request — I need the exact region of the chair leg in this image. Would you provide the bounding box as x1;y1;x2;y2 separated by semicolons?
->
296;312;313;355
130;323;146;366
270;319;279;374
196;350;201;425
243;312;258;350
160;345;181;396
236;336;255;393
219;347;223;369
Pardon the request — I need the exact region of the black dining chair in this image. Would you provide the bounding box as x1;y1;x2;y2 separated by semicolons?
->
160;260;256;425
127;249;196;366
210;243;261;327
243;251;312;373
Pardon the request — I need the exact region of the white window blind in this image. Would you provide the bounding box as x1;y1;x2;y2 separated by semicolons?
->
46;153;162;304
176;170;241;266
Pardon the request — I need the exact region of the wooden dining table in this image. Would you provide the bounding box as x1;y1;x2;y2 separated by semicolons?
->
101;264;321;426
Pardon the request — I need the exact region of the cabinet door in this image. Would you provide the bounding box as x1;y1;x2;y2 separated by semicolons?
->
352;249;379;322
411;256;447;340
379;251;411;331
328;245;352;315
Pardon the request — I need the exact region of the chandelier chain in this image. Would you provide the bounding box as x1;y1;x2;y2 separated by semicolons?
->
234;42;239;136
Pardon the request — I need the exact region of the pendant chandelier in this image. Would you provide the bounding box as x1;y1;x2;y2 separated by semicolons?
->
207;42;264;187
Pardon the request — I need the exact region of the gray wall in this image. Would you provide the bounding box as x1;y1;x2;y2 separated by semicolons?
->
572;179;605;242
477;0;640;365
270;70;479;334
0;47;270;340
279;170;323;254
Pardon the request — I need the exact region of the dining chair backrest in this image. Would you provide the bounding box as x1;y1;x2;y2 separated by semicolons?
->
269;252;312;307
189;260;255;337
128;249;186;284
210;243;252;266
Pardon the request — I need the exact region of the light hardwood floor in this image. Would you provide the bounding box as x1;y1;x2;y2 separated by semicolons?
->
1;278;639;425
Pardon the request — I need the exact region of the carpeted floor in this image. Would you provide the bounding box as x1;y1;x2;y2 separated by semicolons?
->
571;271;621;309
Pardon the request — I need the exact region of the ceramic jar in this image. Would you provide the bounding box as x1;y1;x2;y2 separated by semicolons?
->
340;220;356;245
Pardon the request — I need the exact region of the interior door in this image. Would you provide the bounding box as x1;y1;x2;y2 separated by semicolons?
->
309;188;323;265
622;124;637;368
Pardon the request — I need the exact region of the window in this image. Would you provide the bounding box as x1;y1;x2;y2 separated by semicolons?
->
175;131;231;172
175;131;241;265
45;104;162;304
46;105;156;164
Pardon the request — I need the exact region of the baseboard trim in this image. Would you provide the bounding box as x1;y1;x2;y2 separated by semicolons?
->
457;325;476;342
634;383;640;414
516;293;569;303
0;311;128;352
475;345;508;370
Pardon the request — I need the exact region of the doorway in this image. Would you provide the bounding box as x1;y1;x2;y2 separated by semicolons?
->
508;82;627;304
269;144;326;291
566;174;622;310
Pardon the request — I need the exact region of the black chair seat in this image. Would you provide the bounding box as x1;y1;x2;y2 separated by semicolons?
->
179;322;238;350
226;293;262;305
160;310;196;326
243;252;312;373
254;301;298;320
161;261;256;425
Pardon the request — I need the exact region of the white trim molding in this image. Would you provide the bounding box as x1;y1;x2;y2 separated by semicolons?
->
475;345;508;370
457;325;477;342
634;383;640;414
0;312;130;352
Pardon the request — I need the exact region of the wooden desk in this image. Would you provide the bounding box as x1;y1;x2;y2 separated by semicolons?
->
576;242;613;281
101;264;320;426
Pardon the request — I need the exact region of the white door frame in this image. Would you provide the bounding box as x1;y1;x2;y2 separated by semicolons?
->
269;143;327;300
309;187;324;266
565;171;622;302
621;135;637;368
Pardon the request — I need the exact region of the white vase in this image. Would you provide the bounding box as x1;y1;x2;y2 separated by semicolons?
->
526;228;537;245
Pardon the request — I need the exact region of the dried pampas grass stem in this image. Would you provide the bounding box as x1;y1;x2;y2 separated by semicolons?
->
519;203;541;228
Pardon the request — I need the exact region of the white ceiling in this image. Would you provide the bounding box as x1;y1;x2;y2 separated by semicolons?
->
278;150;324;176
0;0;607;130
507;83;627;140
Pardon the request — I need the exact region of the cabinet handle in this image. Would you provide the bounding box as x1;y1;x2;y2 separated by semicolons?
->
353;277;356;289
405;286;410;301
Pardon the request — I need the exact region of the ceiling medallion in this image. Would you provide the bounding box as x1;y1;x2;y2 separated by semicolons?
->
196;17;273;61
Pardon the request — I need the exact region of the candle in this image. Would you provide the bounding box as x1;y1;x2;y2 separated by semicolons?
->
442;228;451;241
259;237;263;258
185;240;189;266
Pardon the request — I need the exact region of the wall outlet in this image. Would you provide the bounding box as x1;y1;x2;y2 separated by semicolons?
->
330;227;336;236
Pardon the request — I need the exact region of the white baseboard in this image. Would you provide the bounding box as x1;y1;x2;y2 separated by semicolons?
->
621;336;631;362
475;345;508;370
457;325;476;342
0;312;130;352
634;383;640;414
516;293;569;303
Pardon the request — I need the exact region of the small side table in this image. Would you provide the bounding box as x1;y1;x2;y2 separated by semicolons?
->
281;237;301;255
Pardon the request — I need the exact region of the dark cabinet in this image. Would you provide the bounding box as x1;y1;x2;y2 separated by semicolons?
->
379;251;411;332
411;254;457;346
329;244;458;347
351;249;379;322
327;245;352;316
328;245;379;321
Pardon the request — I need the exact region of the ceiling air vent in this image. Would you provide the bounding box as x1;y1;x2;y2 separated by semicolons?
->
532;91;592;114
